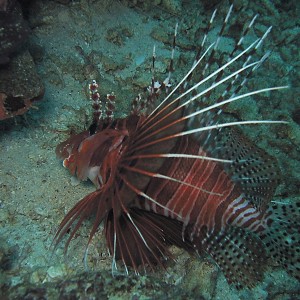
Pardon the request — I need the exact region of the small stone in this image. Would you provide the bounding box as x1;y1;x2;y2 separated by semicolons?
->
30;269;46;284
34;206;49;217
162;0;182;14
0;209;9;222
70;176;81;186
46;264;67;279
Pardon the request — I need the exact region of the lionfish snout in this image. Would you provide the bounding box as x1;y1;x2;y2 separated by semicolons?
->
54;4;300;289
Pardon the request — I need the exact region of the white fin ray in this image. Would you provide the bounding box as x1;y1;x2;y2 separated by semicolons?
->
121;164;224;197
145;37;261;124
183;86;288;124
135;60;259;146
133;119;287;154
145;42;216;122
111;231;118;277
175;120;288;139
125;210;169;262
119;173;182;220
138;38;263;142
122;153;233;163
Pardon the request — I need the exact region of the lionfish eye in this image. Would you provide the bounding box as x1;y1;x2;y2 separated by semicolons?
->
89;121;98;135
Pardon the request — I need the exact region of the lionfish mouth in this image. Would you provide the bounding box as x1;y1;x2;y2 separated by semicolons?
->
53;4;299;290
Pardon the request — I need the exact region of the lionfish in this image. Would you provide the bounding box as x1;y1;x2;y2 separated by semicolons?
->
54;5;300;289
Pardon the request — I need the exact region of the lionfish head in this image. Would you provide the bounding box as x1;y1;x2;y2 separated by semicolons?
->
56;124;129;188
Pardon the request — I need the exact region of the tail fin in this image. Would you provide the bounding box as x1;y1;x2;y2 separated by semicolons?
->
259;199;300;280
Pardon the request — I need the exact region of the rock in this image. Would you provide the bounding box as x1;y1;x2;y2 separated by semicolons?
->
161;0;182;14
181;259;218;300
5;270;194;299
0;50;44;120
0;0;44;120
0;0;30;65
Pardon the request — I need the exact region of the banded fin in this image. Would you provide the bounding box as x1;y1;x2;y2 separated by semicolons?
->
260;200;300;280
198;226;267;289
53;190;108;254
210;128;280;213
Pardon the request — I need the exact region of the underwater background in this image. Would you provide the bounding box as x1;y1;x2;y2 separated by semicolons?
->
0;0;299;299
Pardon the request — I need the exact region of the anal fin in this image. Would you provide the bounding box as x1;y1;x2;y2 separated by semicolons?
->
197;226;267;289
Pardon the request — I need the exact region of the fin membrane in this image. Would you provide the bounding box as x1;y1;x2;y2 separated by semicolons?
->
212;128;281;213
260;200;300;280
198;226;267;289
104;208;192;272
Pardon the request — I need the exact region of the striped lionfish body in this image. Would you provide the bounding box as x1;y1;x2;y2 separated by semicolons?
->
54;5;300;289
